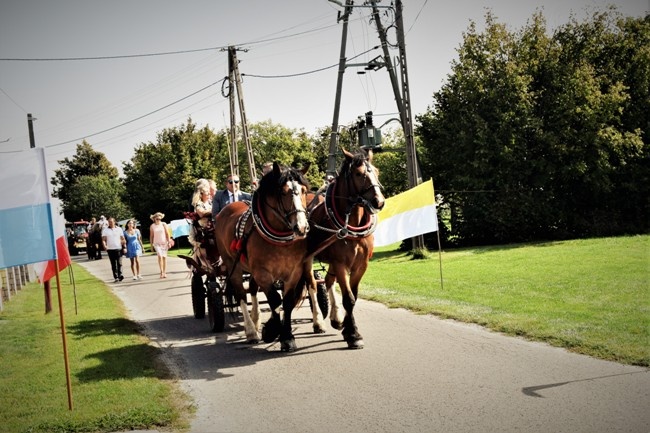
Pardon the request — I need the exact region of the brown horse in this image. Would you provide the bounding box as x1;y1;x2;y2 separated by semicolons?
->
304;149;385;348
214;162;311;352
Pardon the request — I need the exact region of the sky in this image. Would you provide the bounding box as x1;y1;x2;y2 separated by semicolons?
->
1;0;648;181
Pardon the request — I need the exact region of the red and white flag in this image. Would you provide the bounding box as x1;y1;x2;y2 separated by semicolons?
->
34;198;71;283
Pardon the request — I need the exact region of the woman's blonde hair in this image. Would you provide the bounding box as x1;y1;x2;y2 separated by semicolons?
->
191;185;210;208
150;212;165;221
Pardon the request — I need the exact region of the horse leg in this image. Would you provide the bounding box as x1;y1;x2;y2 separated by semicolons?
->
239;297;260;343
280;286;297;352
337;270;364;349
261;283;283;344
304;262;325;334
248;278;261;333
231;274;259;343
326;268;344;330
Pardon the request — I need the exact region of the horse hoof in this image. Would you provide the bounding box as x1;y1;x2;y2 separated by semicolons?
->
262;320;281;343
346;338;364;349
281;339;297;352
313;325;326;334
330;320;344;330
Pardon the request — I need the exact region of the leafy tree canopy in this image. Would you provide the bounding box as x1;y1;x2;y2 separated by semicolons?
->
50;141;127;221
63;174;130;222
416;8;649;246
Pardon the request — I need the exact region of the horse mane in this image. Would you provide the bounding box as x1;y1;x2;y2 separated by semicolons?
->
339;151;369;177
257;164;310;197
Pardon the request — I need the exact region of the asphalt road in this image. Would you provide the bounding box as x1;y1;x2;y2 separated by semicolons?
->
77;252;649;433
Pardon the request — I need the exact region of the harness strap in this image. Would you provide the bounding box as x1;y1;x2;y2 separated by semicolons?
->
251;189;302;245
322;180;377;239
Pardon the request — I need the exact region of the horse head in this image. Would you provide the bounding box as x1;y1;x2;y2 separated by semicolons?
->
341;148;385;214
258;162;311;239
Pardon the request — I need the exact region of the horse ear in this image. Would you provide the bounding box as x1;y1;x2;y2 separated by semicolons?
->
341;147;354;161
300;162;311;175
272;161;282;176
366;148;374;162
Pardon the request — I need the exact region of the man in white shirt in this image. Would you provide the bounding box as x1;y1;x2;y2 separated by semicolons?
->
102;217;126;282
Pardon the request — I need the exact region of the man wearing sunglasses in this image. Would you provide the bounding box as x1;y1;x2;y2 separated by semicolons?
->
212;174;252;219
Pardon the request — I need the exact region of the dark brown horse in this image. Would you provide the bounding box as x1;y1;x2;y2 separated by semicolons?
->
214;162;310;352
304;149;385;348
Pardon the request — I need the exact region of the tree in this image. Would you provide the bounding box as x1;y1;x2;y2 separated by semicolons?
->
247;120;326;188
51;141;126;221
122;119;224;228
122;118;328;231
64;174;130;221
416;8;648;246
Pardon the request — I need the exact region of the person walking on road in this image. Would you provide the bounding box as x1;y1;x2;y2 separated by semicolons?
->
102;217;126;282
149;212;171;278
123;219;144;280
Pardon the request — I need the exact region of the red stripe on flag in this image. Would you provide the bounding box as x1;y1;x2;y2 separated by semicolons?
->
39;236;72;283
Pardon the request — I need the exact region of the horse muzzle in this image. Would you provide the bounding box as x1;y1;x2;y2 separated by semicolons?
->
365;197;385;215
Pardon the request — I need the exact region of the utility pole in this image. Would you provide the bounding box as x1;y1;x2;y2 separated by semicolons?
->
326;0;355;178
28;113;36;148
226;46;257;185
227;50;238;177
327;1;425;249
370;0;424;250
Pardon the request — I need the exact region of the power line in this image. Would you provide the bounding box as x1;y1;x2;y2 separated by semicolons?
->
0;86;28;113
45;79;222;148
0;22;341;62
0;46;227;62
242;45;379;78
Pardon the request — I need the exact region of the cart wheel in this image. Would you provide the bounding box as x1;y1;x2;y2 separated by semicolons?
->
314;271;329;319
207;281;225;332
191;273;205;319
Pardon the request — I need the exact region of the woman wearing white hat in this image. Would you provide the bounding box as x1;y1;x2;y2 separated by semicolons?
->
149;212;171;278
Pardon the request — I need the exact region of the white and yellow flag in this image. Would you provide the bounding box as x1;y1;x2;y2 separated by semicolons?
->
373;179;437;247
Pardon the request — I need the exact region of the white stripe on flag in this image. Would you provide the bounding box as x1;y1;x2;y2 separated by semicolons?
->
373;179;438;247
0;148;56;268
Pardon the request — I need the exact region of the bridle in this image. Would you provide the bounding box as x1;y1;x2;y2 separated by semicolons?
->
313;158;383;240
344;159;384;215
251;177;308;244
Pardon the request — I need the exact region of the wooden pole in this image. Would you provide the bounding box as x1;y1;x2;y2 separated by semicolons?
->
44;280;52;313
54;260;73;410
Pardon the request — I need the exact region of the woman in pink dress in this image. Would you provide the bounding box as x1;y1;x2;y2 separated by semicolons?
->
149;212;171;278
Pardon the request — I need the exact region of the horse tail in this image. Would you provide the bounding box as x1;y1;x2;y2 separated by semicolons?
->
223;279;238;315
292;276;308;309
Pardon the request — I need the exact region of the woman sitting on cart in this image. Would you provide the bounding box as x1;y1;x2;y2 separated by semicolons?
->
188;179;218;274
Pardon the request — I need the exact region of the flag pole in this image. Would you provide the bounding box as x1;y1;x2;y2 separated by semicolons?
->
54;260;73;410
433;179;443;290
435;225;444;291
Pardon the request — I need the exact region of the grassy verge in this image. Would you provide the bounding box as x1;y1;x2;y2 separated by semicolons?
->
362;235;650;366
0;265;192;433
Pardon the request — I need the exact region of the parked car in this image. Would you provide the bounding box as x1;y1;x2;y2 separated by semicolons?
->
65;220;89;255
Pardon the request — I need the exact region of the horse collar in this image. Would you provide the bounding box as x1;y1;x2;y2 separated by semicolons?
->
251;190;301;245
325;181;377;239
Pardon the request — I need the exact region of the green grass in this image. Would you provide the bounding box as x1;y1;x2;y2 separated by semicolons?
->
362;235;650;366
0;265;192;433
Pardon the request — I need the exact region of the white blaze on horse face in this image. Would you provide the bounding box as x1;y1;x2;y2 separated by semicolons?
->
366;163;385;213
288;180;309;235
